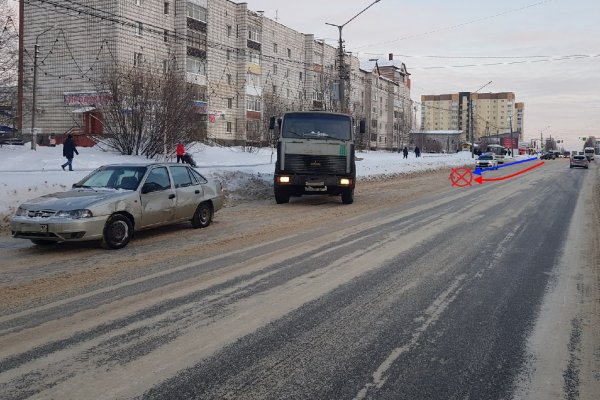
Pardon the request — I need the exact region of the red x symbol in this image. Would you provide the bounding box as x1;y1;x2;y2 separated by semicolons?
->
450;168;473;187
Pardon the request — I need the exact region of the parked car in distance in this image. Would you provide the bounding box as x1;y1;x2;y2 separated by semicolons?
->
570;155;589;169
11;163;224;249
475;153;498;169
540;152;555;160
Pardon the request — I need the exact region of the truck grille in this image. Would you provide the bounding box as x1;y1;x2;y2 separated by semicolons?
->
284;154;347;174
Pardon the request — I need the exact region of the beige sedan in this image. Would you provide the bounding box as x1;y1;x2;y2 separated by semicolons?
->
11;163;224;249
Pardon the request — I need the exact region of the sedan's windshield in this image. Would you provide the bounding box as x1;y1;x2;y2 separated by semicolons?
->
478;155;493;160
282;113;352;140
75;166;148;190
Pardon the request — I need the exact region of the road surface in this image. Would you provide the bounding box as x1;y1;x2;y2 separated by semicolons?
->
0;158;598;399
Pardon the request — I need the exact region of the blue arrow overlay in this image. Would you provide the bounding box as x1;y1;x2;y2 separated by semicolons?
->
473;157;539;175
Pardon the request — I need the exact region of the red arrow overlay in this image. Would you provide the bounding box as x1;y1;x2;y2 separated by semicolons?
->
475;161;545;184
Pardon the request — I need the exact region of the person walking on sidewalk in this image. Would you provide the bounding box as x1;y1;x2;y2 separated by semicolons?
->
61;134;79;171
176;142;185;163
402;146;409;159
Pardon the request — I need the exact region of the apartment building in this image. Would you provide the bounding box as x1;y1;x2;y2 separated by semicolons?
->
19;0;411;148
421;92;525;142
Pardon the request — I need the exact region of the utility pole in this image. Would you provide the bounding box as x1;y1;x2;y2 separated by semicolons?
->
509;115;513;156
31;26;55;150
326;0;381;114
470;81;492;158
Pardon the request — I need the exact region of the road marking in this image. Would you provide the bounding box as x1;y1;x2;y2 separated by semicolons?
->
354;274;467;399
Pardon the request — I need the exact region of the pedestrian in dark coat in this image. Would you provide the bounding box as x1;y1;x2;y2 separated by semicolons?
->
402;146;409;159
415;146;421;158
61;134;79;171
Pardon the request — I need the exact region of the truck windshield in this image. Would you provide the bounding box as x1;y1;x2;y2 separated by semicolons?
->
281;113;352;140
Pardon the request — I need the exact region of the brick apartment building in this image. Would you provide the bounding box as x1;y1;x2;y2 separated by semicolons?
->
18;0;412;150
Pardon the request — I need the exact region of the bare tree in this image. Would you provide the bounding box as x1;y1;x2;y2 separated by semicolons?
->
97;61;199;158
0;0;17;89
0;0;18;128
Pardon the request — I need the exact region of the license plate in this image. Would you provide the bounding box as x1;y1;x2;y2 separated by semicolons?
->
40;224;48;232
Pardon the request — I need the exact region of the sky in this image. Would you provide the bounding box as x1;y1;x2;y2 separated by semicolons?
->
245;0;600;151
0;144;477;225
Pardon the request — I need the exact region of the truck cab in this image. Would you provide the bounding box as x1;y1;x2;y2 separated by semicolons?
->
271;111;362;204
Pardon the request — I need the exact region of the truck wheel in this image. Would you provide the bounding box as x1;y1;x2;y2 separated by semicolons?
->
341;188;354;204
274;188;290;204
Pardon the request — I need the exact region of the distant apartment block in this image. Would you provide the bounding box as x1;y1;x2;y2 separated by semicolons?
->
421;92;524;142
19;0;412;150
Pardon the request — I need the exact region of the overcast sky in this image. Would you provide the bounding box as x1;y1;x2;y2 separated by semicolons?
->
246;0;599;150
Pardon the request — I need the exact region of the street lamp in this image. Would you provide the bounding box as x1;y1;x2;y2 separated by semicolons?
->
326;0;381;113
31;26;55;150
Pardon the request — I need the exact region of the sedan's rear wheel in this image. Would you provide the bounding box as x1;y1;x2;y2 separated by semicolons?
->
101;214;133;249
191;202;213;228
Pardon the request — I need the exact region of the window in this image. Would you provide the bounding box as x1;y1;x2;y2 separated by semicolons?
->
226;49;232;60
299;72;303;81
273;64;277;75
186;56;206;75
188;31;206;49
227;25;232;37
164;2;169;14
163;60;169;73
144;167;170;191
227;74;232;85
287;89;290;98
134;52;143;67
247;51;260;64
273;43;278;53
135;0;141;6
248;25;260;42
227;98;233;109
170;166;194;188
272;85;277;94
287;48;291;58
163;29;169;43
226;122;232;133
246;95;261;111
246;73;261;88
187;3;207;22
135;21;143;36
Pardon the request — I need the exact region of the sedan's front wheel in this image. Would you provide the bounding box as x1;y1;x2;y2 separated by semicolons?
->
101;214;133;249
191;202;213;229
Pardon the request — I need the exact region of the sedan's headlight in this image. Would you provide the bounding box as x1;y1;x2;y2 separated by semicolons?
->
55;209;94;219
15;207;28;216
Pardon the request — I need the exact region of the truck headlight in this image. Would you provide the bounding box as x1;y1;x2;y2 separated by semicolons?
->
55;209;94;219
340;178;352;186
277;176;291;184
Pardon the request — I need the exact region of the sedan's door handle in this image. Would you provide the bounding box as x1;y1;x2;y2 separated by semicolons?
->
195;190;200;194
168;194;176;199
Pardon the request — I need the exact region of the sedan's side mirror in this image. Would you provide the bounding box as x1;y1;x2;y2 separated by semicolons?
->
141;183;154;194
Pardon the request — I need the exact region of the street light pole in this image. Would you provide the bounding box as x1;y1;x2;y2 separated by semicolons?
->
31;26;54;150
326;0;381;114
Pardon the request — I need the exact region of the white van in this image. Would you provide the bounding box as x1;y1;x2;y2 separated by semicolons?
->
584;147;595;161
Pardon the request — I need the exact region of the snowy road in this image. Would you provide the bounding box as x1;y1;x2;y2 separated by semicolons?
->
0;159;598;399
